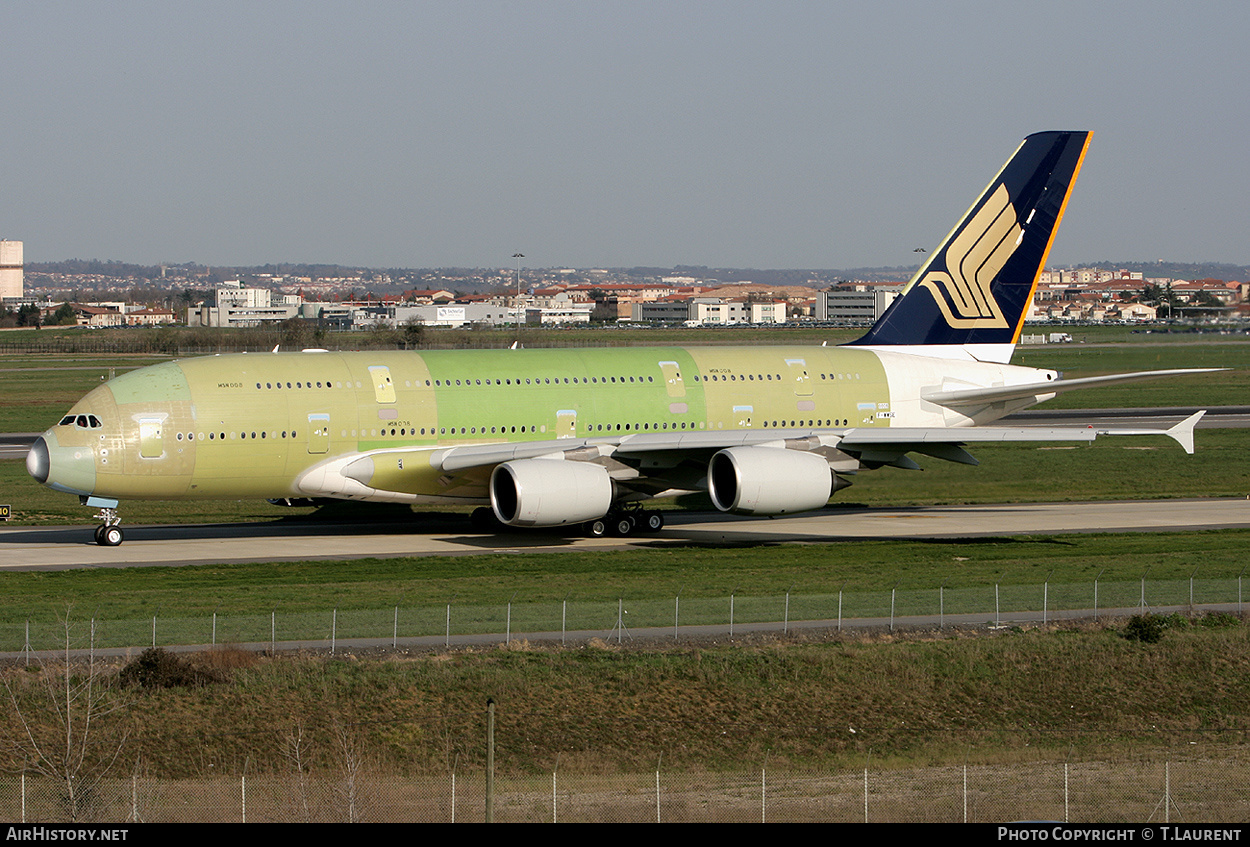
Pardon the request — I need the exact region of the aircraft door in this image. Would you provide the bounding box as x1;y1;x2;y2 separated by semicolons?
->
307;413;330;454
785;359;813;396
368;366;396;404
556;409;577;439
138;417;165;459
658;361;686;398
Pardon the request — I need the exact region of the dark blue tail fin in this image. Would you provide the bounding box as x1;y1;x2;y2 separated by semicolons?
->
848;131;1091;363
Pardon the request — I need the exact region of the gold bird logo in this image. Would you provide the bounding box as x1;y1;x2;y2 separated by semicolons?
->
918;184;1021;328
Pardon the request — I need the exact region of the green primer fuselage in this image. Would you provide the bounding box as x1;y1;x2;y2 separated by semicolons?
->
59;345;892;502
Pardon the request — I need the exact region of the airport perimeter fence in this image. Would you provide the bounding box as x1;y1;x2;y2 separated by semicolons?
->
5;754;1250;822
4;575;1248;656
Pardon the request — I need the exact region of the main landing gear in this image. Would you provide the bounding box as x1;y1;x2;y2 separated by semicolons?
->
583;507;664;538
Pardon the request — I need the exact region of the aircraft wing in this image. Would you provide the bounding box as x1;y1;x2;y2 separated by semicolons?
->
297;411;1205;502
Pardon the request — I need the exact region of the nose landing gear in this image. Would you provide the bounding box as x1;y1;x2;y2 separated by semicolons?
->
82;497;124;546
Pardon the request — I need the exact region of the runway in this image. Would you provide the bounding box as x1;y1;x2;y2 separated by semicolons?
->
2;498;1248;571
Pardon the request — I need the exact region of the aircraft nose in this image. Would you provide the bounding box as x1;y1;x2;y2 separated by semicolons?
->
26;436;49;484
27;430;97;496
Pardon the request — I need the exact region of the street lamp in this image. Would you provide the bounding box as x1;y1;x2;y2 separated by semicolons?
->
512;253;524;309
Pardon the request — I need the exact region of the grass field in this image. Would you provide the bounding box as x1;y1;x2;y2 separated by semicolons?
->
1;528;1248;626
4;618;1250;780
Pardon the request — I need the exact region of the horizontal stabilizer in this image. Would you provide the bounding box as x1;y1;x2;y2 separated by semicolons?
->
921;368;1225;407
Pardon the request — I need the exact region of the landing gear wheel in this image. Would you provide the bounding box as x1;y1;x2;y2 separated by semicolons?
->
610;515;636;537
584;518;608;538
99;526;124;547
641;511;664;532
94;525;105;545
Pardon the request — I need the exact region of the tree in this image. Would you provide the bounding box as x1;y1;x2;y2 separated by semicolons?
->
16;303;41;328
402;318;425;349
3;614;131;821
52;303;78;326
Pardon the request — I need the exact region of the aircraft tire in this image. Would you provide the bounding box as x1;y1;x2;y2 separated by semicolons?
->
641;511;664;532
610;516;635;537
584;519;608;538
100;526;124;547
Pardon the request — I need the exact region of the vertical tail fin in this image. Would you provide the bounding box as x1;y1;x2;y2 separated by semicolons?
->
848;131;1091;363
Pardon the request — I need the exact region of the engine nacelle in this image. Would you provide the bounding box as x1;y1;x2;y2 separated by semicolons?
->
490;458;614;527
707;447;833;515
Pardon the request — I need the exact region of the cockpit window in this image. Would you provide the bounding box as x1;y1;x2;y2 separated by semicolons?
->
60;415;103;429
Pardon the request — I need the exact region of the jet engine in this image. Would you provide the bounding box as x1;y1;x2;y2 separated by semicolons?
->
707;447;833;515
490;458;614;527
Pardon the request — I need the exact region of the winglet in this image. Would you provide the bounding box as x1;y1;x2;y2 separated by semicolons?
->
1166;410;1205;455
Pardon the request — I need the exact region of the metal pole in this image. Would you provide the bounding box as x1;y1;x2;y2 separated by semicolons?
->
1094;569;1105;622
1064;762;1070;823
655;769;661;823
863;767;868;823
839;581;847;632
486;699;495;823
761;766;766;824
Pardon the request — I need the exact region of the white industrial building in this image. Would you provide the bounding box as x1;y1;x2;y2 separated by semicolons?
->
189;282;302;327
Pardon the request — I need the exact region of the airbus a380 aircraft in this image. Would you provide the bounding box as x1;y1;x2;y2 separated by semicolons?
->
28;131;1215;546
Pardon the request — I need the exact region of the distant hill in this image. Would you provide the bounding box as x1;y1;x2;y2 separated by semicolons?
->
1078;261;1250;281
24;259;1248;289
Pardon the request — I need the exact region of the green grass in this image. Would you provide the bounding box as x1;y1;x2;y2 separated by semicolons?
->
2;529;1248;626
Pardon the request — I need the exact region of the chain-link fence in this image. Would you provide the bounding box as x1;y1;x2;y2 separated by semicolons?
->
5;577;1246;656
4;756;1249;822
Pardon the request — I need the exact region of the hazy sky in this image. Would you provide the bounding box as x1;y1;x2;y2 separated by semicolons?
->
3;1;1247;270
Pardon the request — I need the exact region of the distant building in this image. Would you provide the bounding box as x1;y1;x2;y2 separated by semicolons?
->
126;307;177;326
189;284;303;327
815;286;902;323
0;240;22;300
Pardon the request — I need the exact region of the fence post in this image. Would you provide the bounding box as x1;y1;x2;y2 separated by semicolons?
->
486;698;495;823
